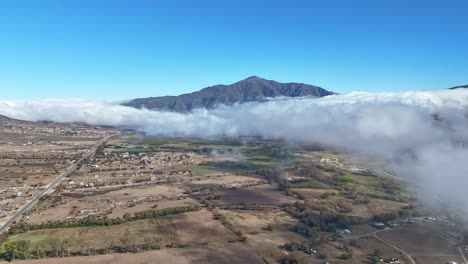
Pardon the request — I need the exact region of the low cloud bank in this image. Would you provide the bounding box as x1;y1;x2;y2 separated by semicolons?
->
1;89;468;215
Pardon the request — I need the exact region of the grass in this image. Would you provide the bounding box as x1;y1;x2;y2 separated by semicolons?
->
189;161;266;176
197;161;267;173
9;233;48;244
289;180;330;189
2;218;179;255
337;173;380;194
189;164;221;176
243;147;294;166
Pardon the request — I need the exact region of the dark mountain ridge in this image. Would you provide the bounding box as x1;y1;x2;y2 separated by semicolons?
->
123;76;334;112
449;84;468;90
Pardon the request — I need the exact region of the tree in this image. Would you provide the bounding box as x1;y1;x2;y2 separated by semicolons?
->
281;254;303;264
120;229;133;252
48;238;63;257
4;240;32;261
369;249;383;264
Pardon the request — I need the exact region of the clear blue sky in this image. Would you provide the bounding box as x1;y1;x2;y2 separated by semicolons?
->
1;0;467;99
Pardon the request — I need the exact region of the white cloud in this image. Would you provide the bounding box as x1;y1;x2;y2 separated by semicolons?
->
1;89;468;216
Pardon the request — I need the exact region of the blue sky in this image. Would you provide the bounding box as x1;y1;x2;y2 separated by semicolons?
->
0;0;467;99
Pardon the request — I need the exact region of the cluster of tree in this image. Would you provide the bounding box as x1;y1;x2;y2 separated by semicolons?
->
132;205;200;220
9;205;200;235
372;207;414;222
283;240;317;252
95;144;106;157
2;240;32;261
368;249;383;264
280;254;305;264
0;234;177;261
285;202;354;232
283;202;367;242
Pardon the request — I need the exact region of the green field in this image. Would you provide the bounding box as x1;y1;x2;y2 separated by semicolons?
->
1;218;179;259
243;147;294;166
289;180;330;189
189;164;222;176
194;161;267;174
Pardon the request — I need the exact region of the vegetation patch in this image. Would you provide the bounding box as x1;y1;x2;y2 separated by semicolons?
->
198;161;267;173
1;218;180;261
288;179;330;189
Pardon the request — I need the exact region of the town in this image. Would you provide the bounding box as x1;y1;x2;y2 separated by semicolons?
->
0;118;467;264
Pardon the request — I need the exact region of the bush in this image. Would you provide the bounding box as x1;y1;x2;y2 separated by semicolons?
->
3;240;32;261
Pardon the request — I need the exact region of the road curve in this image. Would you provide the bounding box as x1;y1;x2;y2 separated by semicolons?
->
373;232;416;264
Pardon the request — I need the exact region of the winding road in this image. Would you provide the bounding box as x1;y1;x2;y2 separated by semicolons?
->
373;232;416;264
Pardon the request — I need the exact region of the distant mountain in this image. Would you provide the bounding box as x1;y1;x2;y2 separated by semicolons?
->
0;114;30;124
123;76;334;112
449;84;468;90
0;114;112;129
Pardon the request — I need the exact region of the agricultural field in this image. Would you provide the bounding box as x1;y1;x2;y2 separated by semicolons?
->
1;130;468;264
0;118;117;229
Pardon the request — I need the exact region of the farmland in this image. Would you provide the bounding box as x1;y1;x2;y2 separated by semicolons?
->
1;127;467;264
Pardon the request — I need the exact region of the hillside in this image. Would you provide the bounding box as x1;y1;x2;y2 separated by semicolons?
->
123;76;334;112
449;84;468;90
0;114;30;124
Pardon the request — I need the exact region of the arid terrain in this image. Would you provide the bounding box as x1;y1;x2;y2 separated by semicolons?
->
0;121;467;264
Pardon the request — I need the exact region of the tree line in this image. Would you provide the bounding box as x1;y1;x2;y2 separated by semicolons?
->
8;205;200;235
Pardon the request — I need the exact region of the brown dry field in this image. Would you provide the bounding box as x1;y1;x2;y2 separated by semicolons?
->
309;235;407;264
218;209;304;261
27;199;80;224
28;185;190;223
90;184;186;200
172;210;238;245
219;209;297;233
413;255;464;264
54;140;98;146
11;243;264;264
246;231;303;261
377;228;459;255
212;184;297;206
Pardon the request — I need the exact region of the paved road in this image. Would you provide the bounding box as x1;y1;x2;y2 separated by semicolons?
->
0;134;115;234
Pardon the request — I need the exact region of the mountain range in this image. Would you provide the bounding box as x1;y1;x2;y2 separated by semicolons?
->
123;76;334;112
449;84;468;90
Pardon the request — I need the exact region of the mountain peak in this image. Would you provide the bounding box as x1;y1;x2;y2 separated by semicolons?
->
237;76;268;83
244;75;262;80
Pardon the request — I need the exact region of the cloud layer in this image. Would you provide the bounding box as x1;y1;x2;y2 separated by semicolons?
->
1;89;468;216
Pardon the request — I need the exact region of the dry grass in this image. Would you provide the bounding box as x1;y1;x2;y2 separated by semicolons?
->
13;243;264;264
172;210;238;245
